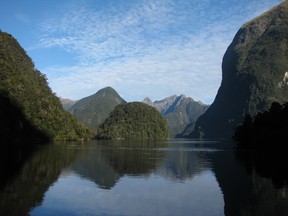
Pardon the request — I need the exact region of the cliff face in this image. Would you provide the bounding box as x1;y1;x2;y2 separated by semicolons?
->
191;1;288;139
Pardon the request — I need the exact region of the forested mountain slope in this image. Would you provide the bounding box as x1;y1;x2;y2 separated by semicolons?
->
0;31;90;141
96;102;170;139
68;86;126;127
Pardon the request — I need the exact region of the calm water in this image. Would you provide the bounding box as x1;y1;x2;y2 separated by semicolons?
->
1;139;288;216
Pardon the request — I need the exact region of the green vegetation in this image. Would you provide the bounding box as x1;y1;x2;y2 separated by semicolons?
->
0;92;49;144
233;102;288;148
0;31;92;141
96;102;170;139
68;86;126;127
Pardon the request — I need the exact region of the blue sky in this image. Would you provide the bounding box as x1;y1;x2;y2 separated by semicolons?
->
0;0;283;104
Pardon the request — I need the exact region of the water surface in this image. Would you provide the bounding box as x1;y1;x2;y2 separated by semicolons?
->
1;139;288;216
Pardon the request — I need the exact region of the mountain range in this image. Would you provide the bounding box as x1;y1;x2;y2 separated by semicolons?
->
2;1;286;144
60;88;208;138
191;0;288;140
143;95;208;137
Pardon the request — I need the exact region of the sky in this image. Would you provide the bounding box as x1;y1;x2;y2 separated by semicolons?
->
0;0;284;104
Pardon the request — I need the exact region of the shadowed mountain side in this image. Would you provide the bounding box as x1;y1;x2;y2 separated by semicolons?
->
191;1;288;140
0;92;51;186
68;86;126;128
0;31;90;141
234;102;288;148
0;92;50;144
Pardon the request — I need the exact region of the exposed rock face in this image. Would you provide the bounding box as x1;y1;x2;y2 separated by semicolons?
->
191;1;288;139
69;87;126;127
144;95;208;137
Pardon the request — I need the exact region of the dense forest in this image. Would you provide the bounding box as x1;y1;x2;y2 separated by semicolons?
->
96;102;170;140
0;31;92;141
233;102;288;149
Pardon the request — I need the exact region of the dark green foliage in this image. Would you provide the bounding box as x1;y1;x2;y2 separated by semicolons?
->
0;91;49;144
191;1;288;139
69;86;126;127
96;102;170;139
234;102;288;148
0;31;91;141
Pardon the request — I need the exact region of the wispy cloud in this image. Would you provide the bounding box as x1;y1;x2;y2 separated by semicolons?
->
35;0;283;104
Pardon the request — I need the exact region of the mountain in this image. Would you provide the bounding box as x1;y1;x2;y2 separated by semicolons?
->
143;95;208;137
234;102;288;148
60;98;77;110
96;102;170;139
0;92;49;144
191;1;288;140
68;86;126;127
0;31;90;141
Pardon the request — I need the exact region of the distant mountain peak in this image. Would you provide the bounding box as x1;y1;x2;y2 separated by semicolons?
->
143;95;208;137
143;97;154;106
69;86;126;127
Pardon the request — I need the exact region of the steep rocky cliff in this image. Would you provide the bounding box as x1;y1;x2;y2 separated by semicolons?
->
191;1;288;139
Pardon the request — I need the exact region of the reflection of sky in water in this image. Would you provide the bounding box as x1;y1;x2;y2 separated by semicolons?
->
31;170;224;216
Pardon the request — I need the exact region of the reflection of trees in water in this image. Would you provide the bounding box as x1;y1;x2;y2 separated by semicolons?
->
243;174;288;216
211;146;288;216
70;140;167;189
0;143;78;216
236;150;288;216
69;143;121;190
3;139;288;216
71;140;212;189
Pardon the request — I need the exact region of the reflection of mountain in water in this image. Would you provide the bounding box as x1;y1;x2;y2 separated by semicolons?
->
70;140;212;189
70;140;166;189
69;145;120;190
2;140;288;215
211;140;288;216
156;144;211;181
0;143;78;216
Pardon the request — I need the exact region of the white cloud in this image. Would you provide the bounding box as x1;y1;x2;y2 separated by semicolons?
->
36;0;283;104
